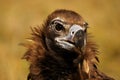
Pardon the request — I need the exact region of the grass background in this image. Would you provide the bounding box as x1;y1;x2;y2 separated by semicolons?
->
0;0;120;80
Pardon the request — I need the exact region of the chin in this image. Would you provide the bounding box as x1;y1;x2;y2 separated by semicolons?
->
56;41;75;50
55;37;75;50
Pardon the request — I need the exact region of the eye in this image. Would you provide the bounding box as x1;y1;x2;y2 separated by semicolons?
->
55;23;64;31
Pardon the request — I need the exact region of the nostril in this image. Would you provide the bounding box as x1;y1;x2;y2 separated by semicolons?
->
71;31;75;35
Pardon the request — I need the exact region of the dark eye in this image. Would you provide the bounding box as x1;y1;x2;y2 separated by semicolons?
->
55;23;64;31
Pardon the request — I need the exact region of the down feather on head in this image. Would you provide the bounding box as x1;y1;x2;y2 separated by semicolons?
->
22;9;114;80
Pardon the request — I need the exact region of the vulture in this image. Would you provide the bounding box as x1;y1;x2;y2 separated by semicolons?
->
22;9;114;80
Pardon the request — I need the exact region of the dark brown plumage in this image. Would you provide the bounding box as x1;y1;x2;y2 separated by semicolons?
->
23;9;114;80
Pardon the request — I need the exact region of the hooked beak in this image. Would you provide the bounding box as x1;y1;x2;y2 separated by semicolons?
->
66;24;86;48
55;24;86;49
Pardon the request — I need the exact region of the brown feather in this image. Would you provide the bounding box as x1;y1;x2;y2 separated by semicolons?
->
22;9;114;80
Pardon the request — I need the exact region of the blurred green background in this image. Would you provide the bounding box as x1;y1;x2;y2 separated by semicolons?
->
0;0;120;80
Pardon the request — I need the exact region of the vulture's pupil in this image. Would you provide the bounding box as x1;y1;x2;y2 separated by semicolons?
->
55;23;64;31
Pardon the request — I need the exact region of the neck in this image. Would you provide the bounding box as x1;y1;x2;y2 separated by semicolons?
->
38;46;90;80
40;52;81;80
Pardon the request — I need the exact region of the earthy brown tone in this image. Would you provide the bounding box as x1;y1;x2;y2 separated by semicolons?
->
0;1;119;80
23;9;114;80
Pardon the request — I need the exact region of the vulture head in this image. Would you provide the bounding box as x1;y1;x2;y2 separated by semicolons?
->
45;10;87;50
23;9;114;80
43;10;89;60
